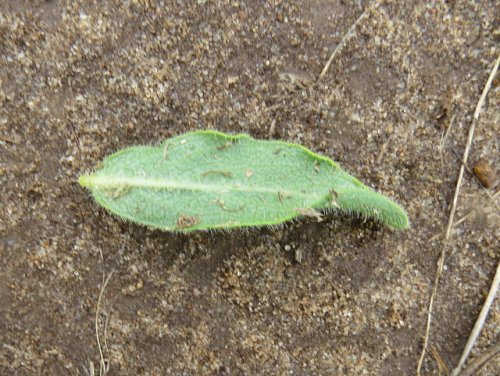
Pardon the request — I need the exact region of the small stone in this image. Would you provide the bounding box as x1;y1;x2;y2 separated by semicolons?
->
227;76;239;85
276;12;284;23
294;248;303;263
473;158;495;188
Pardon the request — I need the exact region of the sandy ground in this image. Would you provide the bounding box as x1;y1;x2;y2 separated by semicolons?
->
0;0;498;375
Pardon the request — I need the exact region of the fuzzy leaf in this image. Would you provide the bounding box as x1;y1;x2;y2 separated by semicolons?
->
79;130;409;231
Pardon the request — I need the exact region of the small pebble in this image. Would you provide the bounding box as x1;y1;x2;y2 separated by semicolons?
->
473;158;495;188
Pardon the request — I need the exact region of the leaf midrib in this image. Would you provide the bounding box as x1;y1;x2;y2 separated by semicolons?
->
82;175;327;199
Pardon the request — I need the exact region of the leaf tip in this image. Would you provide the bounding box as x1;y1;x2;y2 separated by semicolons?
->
388;209;410;230
371;200;410;230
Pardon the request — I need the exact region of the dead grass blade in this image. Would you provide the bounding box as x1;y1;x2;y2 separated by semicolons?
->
456;343;500;376
318;1;381;81
416;53;500;376
450;261;500;376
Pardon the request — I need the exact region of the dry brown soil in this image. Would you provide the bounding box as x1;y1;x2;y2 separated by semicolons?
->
0;0;498;375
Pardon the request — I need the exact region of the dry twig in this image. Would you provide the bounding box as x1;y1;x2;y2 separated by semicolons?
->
416;53;500;375
95;250;115;376
0;135;18;144
450;261;500;376
456;342;500;376
318;1;380;81
430;345;449;374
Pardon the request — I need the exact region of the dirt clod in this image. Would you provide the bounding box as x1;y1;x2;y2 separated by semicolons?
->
474;158;496;188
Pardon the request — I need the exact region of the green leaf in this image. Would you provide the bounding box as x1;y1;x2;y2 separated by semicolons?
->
79;130;409;232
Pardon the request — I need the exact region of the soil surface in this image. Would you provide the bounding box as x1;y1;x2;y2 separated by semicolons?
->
1;1;498;375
